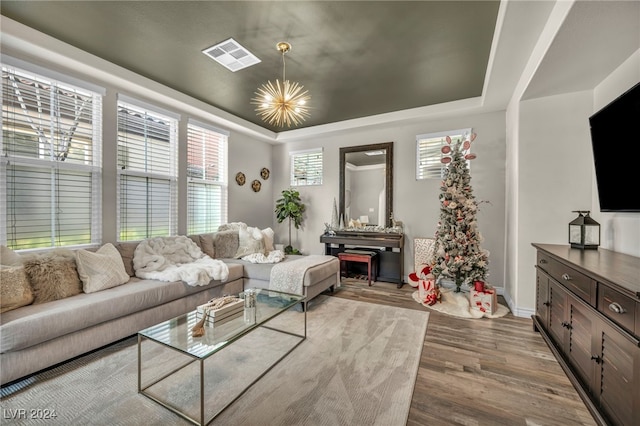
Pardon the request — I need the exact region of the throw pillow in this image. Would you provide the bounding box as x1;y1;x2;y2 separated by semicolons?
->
0;245;22;266
76;243;129;293
217;222;247;232
198;233;216;258
0;265;34;312
234;226;266;258
261;227;275;252
114;241;139;277
212;230;240;259
23;249;82;304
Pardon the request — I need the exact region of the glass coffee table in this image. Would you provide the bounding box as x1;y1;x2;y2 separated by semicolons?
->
137;289;306;425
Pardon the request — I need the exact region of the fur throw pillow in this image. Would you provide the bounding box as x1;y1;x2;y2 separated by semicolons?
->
217;222;247;232
213;230;239;259
23;249;82;304
235;226;266;258
0;265;34;312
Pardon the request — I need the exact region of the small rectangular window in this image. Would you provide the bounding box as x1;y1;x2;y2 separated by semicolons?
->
290;148;323;186
416;128;472;180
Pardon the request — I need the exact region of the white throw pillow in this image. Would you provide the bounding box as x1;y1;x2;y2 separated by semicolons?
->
76;243;129;293
261;227;275;252
234;226;266;258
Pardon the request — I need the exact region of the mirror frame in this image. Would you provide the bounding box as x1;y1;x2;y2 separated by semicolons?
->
339;142;394;229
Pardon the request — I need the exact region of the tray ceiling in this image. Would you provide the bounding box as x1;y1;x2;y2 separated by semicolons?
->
0;1;500;132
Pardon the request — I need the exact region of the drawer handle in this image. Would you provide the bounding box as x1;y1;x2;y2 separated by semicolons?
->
561;321;571;329
539;259;547;265
543;301;550;307
562;273;571;281
591;355;602;364
608;302;626;314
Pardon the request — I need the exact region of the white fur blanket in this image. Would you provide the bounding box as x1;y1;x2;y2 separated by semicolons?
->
133;236;229;286
242;250;285;264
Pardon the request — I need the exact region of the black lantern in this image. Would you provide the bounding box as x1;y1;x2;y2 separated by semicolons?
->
568;210;600;249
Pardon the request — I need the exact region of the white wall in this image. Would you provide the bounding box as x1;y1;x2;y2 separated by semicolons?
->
516;90;594;313
591;50;640;257
271;111;507;288
227;132;274;229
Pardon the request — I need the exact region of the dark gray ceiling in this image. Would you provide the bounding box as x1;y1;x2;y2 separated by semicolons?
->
0;1;500;132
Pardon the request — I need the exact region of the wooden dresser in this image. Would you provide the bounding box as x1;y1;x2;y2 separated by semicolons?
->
532;243;640;426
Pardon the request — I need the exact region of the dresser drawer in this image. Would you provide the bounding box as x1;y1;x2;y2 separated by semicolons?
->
598;284;639;337
537;252;597;306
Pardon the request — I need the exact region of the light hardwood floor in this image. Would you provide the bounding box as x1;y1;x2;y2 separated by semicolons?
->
327;279;597;426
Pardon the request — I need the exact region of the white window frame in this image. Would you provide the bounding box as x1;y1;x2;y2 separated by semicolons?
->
116;96;178;241
290;148;323;186
186;120;228;235
1;61;103;250
416;128;472;180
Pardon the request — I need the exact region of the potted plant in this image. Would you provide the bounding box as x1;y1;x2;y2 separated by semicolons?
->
275;188;306;254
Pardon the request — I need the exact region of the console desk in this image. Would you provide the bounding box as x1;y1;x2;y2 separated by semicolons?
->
532;243;639;426
320;232;404;287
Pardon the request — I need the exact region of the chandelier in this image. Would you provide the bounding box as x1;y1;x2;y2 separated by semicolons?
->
252;42;310;128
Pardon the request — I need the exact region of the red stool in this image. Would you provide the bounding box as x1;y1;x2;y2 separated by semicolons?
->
338;250;378;286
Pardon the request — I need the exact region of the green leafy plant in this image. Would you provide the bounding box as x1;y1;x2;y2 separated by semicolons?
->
275;188;306;254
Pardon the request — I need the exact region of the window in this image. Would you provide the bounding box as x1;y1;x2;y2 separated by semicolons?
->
117;98;178;241
187;121;228;235
290;148;323;186
416;128;472;180
1;64;103;250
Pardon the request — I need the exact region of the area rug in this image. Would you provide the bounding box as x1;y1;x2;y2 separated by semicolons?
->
1;295;429;425
412;288;509;319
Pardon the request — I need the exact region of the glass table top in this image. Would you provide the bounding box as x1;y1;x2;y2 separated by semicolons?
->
138;288;304;359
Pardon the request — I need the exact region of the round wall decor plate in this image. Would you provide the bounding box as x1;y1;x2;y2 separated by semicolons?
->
235;172;246;185
260;167;270;180
251;179;262;192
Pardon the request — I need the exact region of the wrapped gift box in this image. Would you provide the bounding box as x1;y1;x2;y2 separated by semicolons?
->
469;285;497;315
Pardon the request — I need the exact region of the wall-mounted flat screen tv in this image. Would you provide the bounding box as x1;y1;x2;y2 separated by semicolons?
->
589;81;640;212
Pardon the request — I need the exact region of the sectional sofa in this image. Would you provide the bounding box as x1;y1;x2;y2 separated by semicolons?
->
0;227;339;385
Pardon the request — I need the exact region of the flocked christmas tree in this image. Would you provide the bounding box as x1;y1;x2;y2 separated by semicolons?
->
431;132;489;292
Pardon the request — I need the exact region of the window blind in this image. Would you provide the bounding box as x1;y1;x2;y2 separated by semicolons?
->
186;122;228;235
290;148;323;186
416;129;471;180
117;100;177;241
1;65;102;250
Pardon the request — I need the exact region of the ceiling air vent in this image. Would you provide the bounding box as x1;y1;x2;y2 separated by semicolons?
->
202;38;261;72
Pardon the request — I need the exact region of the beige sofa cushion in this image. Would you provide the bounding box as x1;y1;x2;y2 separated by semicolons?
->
261;227;275;252
114;241;139;277
76;243;129;293
0;265;34;313
0;245;22;266
198;234;216;258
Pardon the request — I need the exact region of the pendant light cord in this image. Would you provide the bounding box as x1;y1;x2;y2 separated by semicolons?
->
282;51;286;82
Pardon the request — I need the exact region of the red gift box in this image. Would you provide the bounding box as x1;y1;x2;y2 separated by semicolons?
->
469;285;497;314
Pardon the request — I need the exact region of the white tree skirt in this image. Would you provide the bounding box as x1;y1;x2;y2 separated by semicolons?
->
412;288;510;319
